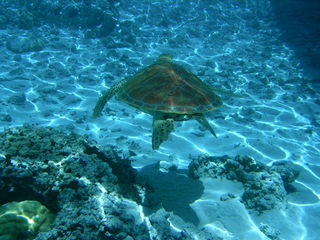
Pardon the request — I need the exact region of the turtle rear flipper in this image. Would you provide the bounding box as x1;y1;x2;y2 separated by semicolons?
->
152;119;174;150
92;78;128;118
195;115;217;138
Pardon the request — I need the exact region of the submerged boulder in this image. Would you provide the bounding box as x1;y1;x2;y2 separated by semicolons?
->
188;155;299;212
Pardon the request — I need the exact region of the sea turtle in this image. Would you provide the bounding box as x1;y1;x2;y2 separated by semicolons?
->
93;54;223;149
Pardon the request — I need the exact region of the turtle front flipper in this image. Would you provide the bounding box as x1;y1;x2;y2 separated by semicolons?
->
152;118;174;150
195;115;217;138
92;78;128;118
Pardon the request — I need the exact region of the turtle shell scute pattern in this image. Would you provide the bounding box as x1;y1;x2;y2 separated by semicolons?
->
117;61;222;114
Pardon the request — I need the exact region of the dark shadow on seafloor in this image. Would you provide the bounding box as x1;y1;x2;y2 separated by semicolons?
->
139;163;204;226
271;0;320;86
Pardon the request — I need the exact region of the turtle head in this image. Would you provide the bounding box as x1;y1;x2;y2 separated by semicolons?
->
156;54;172;64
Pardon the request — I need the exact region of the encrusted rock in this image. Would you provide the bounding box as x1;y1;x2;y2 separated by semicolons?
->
188;155;298;212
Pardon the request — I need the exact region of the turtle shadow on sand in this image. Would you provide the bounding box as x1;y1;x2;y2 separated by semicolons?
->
139;163;204;225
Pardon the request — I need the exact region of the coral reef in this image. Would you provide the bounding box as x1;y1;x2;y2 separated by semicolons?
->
188;155;299;212
0;125;148;239
0;125;220;239
0;200;54;240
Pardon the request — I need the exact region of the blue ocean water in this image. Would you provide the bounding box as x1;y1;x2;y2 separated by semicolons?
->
0;0;319;239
